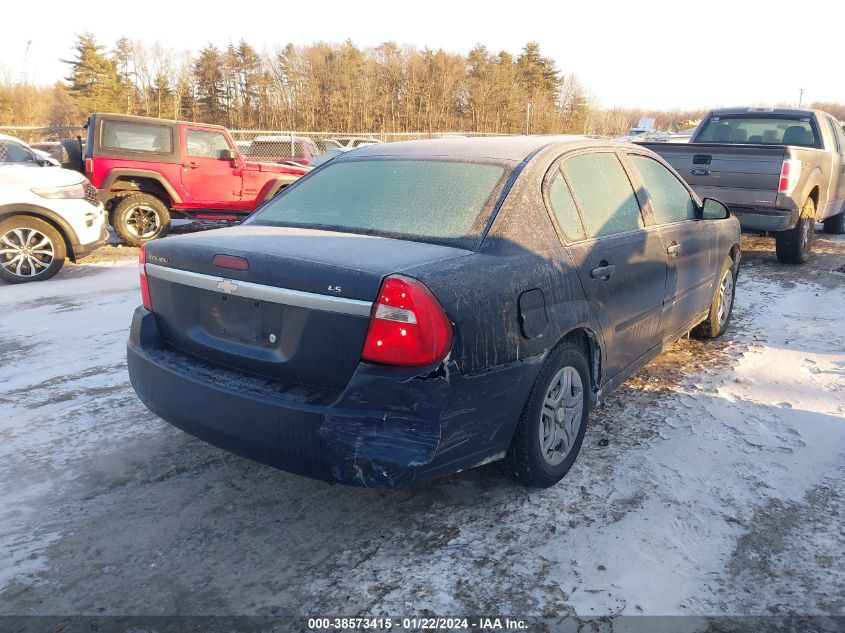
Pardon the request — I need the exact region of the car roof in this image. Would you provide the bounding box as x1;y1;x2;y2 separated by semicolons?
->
347;135;597;162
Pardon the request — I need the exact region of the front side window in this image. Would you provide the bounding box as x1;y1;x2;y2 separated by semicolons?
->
695;115;818;147
186;129;231;159
0;141;38;164
562;153;643;238
102;121;173;153
630;155;697;224
250;159;507;249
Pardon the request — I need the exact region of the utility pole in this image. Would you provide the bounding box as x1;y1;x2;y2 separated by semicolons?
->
525;102;532;135
798;88;804;108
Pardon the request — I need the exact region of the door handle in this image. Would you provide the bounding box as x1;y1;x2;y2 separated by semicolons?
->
590;263;616;280
667;243;681;258
182;162;199;169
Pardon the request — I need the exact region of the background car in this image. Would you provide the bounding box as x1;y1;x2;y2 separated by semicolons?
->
128;136;740;489
329;136;382;149
245;135;322;165
0;135;60;167
0;165;107;283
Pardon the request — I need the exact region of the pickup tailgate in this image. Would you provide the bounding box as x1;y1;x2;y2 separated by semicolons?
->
641;142;786;207
142;226;471;390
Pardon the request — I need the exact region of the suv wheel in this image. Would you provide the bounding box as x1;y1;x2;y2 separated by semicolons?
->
112;193;171;247
501;342;591;488
59;138;84;173
0;216;66;284
822;211;845;235
775;198;815;264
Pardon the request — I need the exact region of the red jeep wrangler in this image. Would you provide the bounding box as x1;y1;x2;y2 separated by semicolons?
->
62;113;307;246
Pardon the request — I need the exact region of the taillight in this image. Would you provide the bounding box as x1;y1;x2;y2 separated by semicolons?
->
778;159;801;194
84;157;93;176
139;244;152;311
361;275;453;366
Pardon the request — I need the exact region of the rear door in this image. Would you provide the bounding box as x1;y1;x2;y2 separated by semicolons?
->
180;127;243;204
557;151;668;378
626;153;714;338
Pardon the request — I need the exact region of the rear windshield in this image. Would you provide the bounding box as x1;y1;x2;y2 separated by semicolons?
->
696;115;819;147
248;159;508;249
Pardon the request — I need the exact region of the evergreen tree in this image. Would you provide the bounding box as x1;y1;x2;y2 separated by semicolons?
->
62;33;126;114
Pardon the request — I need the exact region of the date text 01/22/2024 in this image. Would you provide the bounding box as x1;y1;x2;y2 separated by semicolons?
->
307;617;528;630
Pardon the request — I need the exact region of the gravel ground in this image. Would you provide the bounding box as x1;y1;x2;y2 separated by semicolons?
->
0;230;843;626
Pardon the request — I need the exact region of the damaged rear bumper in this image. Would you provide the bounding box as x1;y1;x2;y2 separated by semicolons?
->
127;308;539;488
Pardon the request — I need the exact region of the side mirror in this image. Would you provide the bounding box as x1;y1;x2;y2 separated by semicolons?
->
702;198;730;220
218;148;237;161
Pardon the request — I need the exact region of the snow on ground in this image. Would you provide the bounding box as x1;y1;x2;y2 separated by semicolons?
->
0;234;843;623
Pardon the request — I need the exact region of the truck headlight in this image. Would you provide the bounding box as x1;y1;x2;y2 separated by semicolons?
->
31;183;86;199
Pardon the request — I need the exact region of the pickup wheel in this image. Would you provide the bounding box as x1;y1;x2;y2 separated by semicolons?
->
501;342;591;488
0;216;66;284
822;211;845;235
693;256;736;339
112;193;171;247
775;198;815;264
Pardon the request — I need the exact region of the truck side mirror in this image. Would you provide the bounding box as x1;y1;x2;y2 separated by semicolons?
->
702;198;730;220
218;148;237;162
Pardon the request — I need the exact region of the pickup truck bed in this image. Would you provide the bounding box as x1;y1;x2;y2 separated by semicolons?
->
639;141;807;231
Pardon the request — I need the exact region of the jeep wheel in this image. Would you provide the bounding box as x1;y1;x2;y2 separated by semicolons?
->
112;193;171;247
822;211;845;235
0;216;66;284
775;198;815;264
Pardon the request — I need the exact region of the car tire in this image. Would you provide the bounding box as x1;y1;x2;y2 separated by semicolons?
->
59;138;84;173
822;210;845;235
112;193;171;247
0;216;66;284
775;198;815;264
501;341;591;488
693;256;736;339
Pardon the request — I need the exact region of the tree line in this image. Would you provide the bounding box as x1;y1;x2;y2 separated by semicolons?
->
2;33;842;138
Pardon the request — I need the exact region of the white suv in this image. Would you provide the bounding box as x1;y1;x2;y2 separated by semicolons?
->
0;165;107;283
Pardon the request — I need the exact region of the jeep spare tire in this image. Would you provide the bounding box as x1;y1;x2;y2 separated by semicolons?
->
59;138;84;173
112;193;171;246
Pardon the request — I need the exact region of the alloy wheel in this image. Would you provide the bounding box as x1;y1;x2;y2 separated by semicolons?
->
0;228;55;279
126;205;161;239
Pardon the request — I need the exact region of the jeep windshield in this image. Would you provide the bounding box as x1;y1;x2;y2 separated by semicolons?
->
247;159;509;249
696;115;820;147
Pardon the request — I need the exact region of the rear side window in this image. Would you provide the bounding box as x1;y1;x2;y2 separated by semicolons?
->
250;159;507;249
186;129;231;158
696;115;818;147
548;173;585;241
102;121;173;153
629;155;697;224
562;153;643;238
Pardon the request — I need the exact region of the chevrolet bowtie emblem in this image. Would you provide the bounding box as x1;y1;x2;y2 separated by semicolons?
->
217;279;239;295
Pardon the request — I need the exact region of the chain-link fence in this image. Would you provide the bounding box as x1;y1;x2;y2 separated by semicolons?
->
0;125;506;165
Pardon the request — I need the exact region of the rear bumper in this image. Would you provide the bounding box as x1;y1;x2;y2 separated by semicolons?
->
729;206;800;232
127;308;539;488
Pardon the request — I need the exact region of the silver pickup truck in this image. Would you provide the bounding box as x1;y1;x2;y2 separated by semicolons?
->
642;107;845;263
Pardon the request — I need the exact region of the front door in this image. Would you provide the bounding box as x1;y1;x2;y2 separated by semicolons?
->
560;151;668;378
824;115;845;217
626;153;714;337
180;127;243;205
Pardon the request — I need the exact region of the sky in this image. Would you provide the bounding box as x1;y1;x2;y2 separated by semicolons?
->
3;0;843;111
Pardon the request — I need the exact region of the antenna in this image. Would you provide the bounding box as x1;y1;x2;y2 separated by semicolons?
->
19;39;32;84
